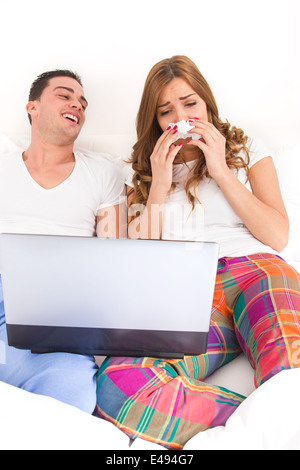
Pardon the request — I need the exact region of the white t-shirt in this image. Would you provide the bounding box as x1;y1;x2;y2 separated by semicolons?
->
0;151;125;237
125;138;278;258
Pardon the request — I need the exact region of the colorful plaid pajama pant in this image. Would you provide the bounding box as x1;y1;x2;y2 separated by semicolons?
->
96;253;300;449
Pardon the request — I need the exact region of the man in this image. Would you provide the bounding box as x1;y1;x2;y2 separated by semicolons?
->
0;70;126;413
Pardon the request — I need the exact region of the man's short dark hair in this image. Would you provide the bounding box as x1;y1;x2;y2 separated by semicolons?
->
27;70;83;124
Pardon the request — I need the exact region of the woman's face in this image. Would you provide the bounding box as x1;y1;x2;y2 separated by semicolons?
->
156;77;208;132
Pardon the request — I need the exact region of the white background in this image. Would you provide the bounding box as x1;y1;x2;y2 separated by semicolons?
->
0;0;299;150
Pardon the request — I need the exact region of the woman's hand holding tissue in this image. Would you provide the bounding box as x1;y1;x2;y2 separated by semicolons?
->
187;120;229;182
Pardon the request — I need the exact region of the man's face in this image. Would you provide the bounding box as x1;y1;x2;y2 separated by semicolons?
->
27;76;88;145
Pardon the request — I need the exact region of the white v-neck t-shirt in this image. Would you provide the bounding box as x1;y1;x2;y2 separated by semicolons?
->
125;137;278;258
0;151;125;237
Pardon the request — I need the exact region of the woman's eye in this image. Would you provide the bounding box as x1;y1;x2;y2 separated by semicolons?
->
186;102;197;107
161;110;170;117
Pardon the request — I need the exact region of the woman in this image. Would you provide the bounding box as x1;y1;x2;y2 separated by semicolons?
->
96;56;300;449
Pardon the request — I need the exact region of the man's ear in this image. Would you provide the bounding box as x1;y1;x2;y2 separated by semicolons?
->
26;100;38;122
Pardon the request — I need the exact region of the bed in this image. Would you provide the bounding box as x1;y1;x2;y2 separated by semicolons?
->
0;133;299;450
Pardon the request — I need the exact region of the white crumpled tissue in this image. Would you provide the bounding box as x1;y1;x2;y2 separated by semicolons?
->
168;120;201;141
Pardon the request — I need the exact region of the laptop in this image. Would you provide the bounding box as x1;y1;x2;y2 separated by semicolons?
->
0;234;219;359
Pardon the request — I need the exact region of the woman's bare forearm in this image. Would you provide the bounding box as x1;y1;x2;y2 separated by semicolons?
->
128;185;168;239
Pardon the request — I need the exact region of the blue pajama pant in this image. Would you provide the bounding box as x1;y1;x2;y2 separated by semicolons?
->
0;278;97;413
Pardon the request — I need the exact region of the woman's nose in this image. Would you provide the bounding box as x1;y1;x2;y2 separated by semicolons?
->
174;108;187;123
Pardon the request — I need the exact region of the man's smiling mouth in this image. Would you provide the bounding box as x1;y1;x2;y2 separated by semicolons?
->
62;113;79;124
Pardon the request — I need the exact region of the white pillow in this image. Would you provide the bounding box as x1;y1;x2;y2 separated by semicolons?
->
274;144;300;203
273;145;300;271
185;368;300;450
0;133;24;154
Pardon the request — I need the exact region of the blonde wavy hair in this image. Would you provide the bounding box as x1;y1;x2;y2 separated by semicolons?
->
128;56;250;209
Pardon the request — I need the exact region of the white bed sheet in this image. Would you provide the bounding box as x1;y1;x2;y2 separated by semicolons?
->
1;367;299;450
0;380;129;450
